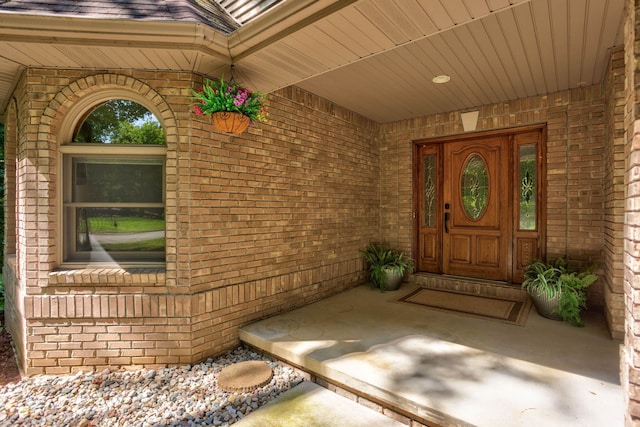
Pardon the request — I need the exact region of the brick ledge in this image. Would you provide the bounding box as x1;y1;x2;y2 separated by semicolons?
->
49;268;166;286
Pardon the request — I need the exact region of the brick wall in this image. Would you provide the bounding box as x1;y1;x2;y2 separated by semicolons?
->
378;86;609;315
2;57;622;374
604;45;627;340
623;0;640;423
4;69;379;374
4;71;27;373
185;84;379;360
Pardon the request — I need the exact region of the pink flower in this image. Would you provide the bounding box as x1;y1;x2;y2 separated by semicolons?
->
233;90;248;107
193;105;203;115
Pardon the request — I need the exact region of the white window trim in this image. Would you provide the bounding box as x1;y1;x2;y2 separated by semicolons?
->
59;146;167;269
57;91;168;269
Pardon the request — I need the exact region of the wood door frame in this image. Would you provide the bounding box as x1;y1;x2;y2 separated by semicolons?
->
412;124;547;283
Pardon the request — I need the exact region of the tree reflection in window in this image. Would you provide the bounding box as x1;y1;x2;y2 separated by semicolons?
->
74;100;164;144
461;154;489;220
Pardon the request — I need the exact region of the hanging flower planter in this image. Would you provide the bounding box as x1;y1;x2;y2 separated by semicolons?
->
192;75;267;135
212;111;250;134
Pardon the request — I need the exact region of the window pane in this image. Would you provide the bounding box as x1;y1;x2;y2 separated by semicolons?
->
73;207;165;261
73;157;163;203
423;154;436;227
519;145;537;230
461;154;489;220
73;100;165;145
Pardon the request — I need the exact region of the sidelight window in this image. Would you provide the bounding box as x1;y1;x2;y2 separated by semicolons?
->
518;145;537;230
423;154;437;227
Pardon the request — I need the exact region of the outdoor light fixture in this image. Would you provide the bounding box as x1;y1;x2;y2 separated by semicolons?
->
432;74;451;84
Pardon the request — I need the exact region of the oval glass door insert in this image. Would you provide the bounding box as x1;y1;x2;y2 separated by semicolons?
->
461;154;489;220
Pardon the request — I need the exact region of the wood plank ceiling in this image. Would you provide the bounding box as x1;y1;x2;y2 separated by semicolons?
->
0;0;626;124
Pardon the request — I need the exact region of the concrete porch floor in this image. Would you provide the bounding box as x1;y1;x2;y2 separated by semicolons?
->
239;283;623;426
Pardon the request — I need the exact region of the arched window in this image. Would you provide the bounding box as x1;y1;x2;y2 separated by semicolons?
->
61;99;166;265
73;100;165;144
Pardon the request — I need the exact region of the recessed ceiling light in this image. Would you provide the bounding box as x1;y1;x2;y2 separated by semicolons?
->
432;75;451;84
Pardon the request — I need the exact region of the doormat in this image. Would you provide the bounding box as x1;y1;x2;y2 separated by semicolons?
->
393;287;531;326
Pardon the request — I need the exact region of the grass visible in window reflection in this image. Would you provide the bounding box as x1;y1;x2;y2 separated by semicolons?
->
80;217;165;233
101;238;165;252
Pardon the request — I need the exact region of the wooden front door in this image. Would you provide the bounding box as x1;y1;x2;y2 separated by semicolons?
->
443;136;510;280
415;127;545;283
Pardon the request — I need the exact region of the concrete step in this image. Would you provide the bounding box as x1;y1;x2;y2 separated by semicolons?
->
234;381;407;427
409;272;526;301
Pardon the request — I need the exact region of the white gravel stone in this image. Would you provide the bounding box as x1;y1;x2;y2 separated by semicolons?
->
0;346;304;427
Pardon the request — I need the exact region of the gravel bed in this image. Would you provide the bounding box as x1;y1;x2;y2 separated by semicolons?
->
0;346;305;427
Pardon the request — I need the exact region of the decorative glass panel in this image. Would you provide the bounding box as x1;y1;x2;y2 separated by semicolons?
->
519;145;537;230
423;155;436;227
461;154;489;220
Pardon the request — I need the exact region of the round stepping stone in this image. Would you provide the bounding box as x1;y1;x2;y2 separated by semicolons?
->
217;360;273;392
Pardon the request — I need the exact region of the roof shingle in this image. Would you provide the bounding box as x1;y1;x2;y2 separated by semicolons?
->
0;0;240;34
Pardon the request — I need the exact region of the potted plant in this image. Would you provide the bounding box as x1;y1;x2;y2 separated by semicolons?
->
360;243;414;291
191;76;267;134
521;258;598;326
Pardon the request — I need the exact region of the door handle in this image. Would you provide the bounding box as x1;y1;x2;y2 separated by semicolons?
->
444;212;450;233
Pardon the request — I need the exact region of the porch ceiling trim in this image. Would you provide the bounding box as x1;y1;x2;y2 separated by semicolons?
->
0;0;627;124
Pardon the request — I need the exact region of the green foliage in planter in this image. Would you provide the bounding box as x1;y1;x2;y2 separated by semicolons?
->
522;258;598;326
191;77;267;122
557;270;598;326
360;243;414;291
521;258;566;299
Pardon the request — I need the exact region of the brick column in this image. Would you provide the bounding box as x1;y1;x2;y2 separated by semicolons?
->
623;0;640;424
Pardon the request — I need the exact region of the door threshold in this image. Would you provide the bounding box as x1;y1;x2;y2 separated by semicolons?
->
410;272;526;301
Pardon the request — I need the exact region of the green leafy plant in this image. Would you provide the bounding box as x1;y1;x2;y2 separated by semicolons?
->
556;271;598;326
192;76;267;122
0;274;4;313
521;258;566;299
522;258;597;326
0;275;3;333
360;243;414;291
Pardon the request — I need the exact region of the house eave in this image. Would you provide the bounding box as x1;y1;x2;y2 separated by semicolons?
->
226;0;357;59
0;13;229;56
0;13;237;116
